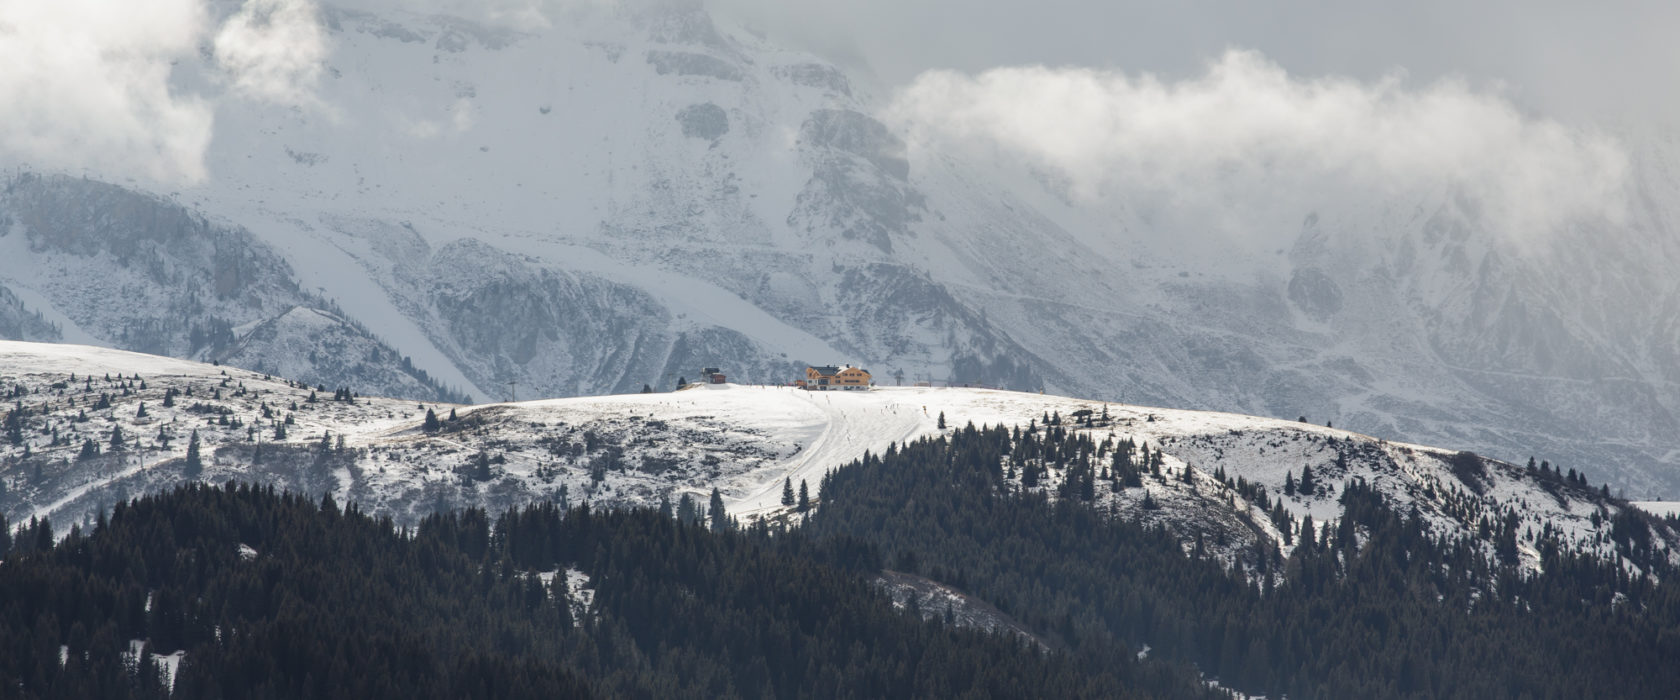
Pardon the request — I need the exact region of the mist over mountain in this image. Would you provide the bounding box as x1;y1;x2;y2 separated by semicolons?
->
2;0;1678;499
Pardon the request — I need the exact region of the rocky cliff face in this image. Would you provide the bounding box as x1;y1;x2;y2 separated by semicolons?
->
0;174;462;401
0;285;59;343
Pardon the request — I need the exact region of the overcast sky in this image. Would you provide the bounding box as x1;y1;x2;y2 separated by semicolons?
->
0;0;1664;241
711;0;1680;127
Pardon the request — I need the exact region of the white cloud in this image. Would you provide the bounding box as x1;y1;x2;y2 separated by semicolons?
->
449;98;477;133
0;0;214;183
332;0;621;29
889;50;1630;242
213;0;328;107
0;0;327;185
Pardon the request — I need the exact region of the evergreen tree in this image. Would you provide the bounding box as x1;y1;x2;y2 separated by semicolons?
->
1298;465;1316;496
1021;461;1041;488
709;487;728;533
184;430;202;480
108;424;125;451
781;478;796;507
676;493;700;525
798;480;811;512
422;409;441;433
938;411;947;429
3;411;20;447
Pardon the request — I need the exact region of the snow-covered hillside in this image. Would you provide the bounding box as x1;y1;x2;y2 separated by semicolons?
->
2;0;1680;498
3;341;1673;577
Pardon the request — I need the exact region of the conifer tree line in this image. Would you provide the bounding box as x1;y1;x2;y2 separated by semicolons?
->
804;424;1680;699
3;424;1678;698
0;481;1216;699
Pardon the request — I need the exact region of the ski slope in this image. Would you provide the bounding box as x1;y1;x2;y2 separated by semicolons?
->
2;340;1673;574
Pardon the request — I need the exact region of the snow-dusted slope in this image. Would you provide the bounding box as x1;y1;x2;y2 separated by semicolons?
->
3;341;1673;577
2;0;1680;497
0;174;465;402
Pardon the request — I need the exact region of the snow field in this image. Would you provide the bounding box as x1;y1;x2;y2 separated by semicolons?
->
3;341;1674;578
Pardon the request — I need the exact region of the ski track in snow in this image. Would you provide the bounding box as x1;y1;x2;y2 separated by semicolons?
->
725;387;929;517
5;340;1674;575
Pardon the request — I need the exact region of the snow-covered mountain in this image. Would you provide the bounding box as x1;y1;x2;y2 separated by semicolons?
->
3;340;1674;577
0;174;464;401
2;0;1679;497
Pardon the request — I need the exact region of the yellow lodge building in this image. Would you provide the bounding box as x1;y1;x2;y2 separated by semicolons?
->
798;365;872;391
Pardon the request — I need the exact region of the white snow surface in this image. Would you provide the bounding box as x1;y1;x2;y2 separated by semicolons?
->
123;640;183;693
1635;501;1680;518
2;340;1674;576
564;567;594;627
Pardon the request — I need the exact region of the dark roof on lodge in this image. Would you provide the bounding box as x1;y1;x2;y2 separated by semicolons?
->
809;366;871;378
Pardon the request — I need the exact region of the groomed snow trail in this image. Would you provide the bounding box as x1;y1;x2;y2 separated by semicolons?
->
724;388;935;518
11;341;1669;574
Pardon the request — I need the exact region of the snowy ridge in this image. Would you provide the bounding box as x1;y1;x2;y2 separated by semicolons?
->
2;1;1678;499
2;340;1673;578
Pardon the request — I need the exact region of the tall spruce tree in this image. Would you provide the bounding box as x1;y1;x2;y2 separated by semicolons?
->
677;493;700;525
709;487;728;533
184;430;203;479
